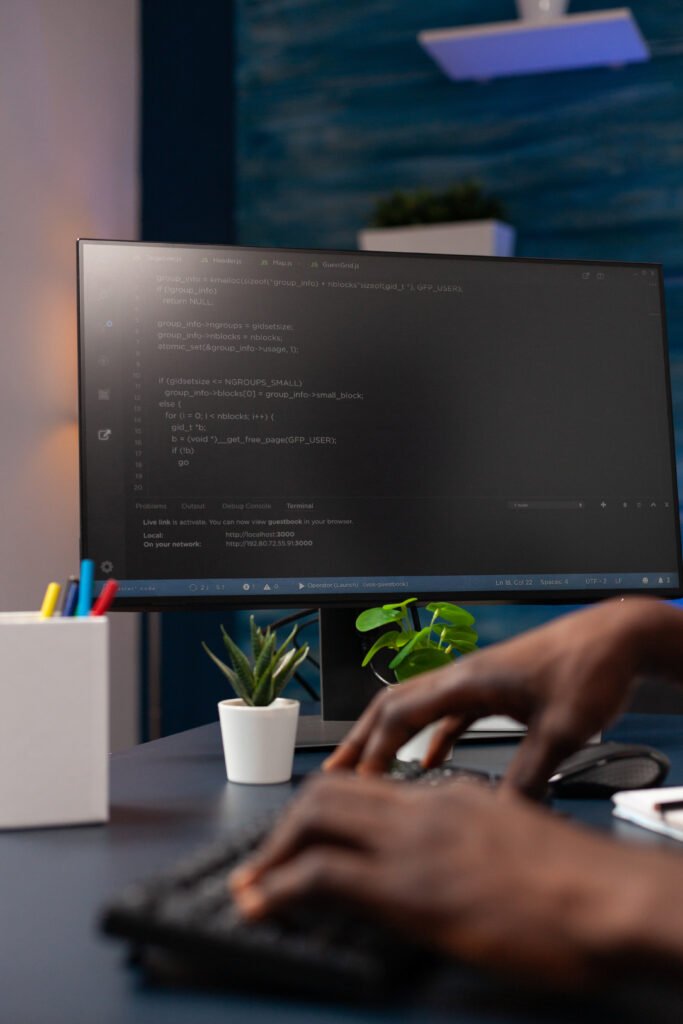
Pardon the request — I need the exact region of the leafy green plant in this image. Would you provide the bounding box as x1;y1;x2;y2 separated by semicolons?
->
202;617;309;707
369;180;505;229
356;598;478;682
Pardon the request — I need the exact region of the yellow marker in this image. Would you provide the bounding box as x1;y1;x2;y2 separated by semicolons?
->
39;582;61;619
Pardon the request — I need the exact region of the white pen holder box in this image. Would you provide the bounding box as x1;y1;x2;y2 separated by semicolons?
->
0;613;109;829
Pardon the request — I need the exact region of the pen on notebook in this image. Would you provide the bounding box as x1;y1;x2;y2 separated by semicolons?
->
90;579;118;617
655;799;683;815
75;559;95;617
39;582;61;619
62;577;80;618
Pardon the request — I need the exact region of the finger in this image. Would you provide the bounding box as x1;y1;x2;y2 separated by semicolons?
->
234;848;383;922
230;775;396;890
357;672;495;774
323;666;471;773
421;714;476;769
503;714;583;799
322;689;390;772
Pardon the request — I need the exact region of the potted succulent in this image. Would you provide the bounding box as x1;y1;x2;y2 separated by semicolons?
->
356;597;478;761
357;180;515;257
203;618;309;784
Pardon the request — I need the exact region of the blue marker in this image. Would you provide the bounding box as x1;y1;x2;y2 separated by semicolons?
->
76;559;95;617
62;578;79;617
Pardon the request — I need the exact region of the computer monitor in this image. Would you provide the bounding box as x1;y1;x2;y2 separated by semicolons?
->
77;240;682;724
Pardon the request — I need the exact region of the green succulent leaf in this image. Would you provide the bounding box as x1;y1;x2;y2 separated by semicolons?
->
253;629;276;680
393;647;454;681
252;666;276;706
220;625;256;694
201;642;253;705
270;644;309;703
273;623;299;665
272;646;300;682
249;615;259;661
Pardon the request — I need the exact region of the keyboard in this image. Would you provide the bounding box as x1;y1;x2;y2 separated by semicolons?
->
100;763;493;1000
388;760;497;785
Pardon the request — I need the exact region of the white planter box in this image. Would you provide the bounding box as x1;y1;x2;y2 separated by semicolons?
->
358;219;515;257
0;613;109;829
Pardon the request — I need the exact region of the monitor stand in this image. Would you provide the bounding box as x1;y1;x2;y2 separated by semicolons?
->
295;607;526;749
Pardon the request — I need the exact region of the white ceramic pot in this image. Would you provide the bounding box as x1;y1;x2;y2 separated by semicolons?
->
218;697;300;784
516;0;568;20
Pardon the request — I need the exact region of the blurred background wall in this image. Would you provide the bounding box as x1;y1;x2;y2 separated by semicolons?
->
0;0;140;749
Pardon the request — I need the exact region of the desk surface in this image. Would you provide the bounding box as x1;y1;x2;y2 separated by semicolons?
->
1;715;683;1024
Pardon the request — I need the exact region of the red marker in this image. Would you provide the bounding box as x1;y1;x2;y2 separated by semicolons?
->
90;579;118;616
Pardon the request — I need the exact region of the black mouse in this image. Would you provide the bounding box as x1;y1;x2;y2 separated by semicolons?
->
548;741;670;799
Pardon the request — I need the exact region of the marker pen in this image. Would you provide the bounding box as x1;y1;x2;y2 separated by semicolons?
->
75;559;95;617
39;582;61;619
62;578;80;617
90;579;118;617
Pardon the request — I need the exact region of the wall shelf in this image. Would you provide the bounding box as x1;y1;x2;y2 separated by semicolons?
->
418;8;649;82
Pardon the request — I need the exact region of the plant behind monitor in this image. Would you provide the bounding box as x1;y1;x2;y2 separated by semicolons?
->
356;597;478;681
369;181;505;229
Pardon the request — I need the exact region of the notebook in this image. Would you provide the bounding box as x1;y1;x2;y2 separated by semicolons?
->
612;786;683;842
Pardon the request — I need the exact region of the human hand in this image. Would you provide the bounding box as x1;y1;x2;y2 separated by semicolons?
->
325;597;675;797
229;772;675;988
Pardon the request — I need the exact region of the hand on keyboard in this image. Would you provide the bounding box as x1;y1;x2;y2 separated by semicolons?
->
102;766;683;996
100;763;493;1000
229;770;659;990
101;802;440;999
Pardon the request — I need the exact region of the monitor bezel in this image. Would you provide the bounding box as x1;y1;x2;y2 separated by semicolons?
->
77;239;683;610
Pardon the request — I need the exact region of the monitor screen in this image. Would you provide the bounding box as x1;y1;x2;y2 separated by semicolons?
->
78;240;681;607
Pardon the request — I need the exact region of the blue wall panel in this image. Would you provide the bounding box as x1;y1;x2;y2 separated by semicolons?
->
236;1;683;265
233;0;683;651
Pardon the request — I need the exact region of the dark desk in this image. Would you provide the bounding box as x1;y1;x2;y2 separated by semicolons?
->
1;715;682;1023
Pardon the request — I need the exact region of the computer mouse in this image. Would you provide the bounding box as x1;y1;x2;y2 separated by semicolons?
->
548;741;670;799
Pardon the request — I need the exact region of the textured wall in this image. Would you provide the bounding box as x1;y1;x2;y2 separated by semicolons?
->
234;0;683;646
236;2;683;260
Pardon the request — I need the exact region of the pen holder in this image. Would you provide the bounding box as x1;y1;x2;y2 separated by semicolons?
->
0;613;109;829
